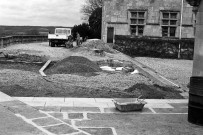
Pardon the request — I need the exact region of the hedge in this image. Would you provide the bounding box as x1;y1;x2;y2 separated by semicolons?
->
114;35;194;59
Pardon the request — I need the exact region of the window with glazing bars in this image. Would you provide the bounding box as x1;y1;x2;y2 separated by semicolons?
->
130;11;145;36
161;12;178;37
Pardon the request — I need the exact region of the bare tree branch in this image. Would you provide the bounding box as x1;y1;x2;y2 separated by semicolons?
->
81;0;103;20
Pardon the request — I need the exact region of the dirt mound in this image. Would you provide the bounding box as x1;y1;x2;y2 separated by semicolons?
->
81;39;116;53
46;56;101;75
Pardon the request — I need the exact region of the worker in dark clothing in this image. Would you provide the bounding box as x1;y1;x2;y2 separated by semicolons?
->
76;32;80;46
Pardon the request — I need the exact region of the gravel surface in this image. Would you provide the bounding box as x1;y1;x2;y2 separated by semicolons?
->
0;42;73;61
134;57;193;89
0;42;184;98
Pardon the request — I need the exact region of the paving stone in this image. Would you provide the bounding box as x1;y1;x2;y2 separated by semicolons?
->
79;128;114;135
45;101;73;107
65;98;96;102
74;132;88;135
73;101;109;107
14;97;34;101
68;113;84;119
153;108;188;113
7;105;47;119
24;101;46;107
169;103;188;108
32;117;62;126
33;97;65;102
49;112;63;119
95;98;113;103
145;103;174;108
104;107;152;113
0;100;26;107
48;113;72;125
44;124;79;134
39;106;61;112
61;107;100;113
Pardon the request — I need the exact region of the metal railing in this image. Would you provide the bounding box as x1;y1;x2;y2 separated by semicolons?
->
0;35;48;48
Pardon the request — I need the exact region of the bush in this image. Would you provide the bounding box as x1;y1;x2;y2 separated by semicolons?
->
114;35;194;59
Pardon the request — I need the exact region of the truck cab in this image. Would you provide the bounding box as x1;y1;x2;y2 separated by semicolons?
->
48;28;71;47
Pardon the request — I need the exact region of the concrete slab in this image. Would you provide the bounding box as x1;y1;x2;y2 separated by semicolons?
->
14;97;34;101
44;124;79;134
145;103;174;108
79;128;114;135
37;106;61;112
73;101;109;108
65;98;96;103
45;101;73;107
23;101;46;107
60;107;101;113
0;91;15;102
33;97;65;102
32;117;62;127
68;113;84;119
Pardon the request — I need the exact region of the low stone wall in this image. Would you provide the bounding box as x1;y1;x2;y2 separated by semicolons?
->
114;35;194;60
0;35;48;48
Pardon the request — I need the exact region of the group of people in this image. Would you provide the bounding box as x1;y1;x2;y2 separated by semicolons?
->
66;32;88;48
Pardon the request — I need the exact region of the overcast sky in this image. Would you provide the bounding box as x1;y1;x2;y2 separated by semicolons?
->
0;0;86;27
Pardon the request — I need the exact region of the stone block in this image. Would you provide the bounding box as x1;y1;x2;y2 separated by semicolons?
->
44;124;79;134
32;117;61;126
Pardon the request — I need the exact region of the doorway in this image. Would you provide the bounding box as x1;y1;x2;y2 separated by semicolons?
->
107;27;114;43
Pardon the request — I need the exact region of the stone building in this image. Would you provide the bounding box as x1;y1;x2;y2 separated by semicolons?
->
102;0;196;43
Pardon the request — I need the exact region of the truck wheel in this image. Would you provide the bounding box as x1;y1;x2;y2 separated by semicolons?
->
51;42;54;47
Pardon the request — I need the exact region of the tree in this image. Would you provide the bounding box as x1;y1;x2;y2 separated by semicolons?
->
88;7;102;39
71;23;93;40
81;0;102;20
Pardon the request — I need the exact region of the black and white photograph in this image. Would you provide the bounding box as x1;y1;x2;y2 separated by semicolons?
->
0;0;203;134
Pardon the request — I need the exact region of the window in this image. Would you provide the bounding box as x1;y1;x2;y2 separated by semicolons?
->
161;12;178;37
130;11;146;36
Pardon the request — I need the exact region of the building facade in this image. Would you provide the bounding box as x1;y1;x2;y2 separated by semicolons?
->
102;0;196;43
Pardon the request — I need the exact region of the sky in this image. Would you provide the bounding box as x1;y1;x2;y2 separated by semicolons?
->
0;0;86;27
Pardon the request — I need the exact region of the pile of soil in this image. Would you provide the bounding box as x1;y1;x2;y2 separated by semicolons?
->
82;39;116;53
46;56;102;75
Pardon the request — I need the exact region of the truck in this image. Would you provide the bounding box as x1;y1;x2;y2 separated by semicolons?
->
48;28;72;47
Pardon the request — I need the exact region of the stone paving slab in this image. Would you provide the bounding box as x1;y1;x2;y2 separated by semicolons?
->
153;108;188;113
46;101;74;107
61;107;101;113
44;124;79;134
32;117;62;126
79;128;114;135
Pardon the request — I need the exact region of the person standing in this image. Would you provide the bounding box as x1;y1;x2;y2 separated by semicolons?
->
76;32;80;46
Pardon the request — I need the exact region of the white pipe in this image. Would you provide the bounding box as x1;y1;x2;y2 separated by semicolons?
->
178;0;184;58
39;60;51;77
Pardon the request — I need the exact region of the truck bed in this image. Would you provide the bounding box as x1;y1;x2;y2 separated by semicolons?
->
48;34;68;40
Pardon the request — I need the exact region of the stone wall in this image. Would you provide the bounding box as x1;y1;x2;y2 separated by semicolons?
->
102;0;195;43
